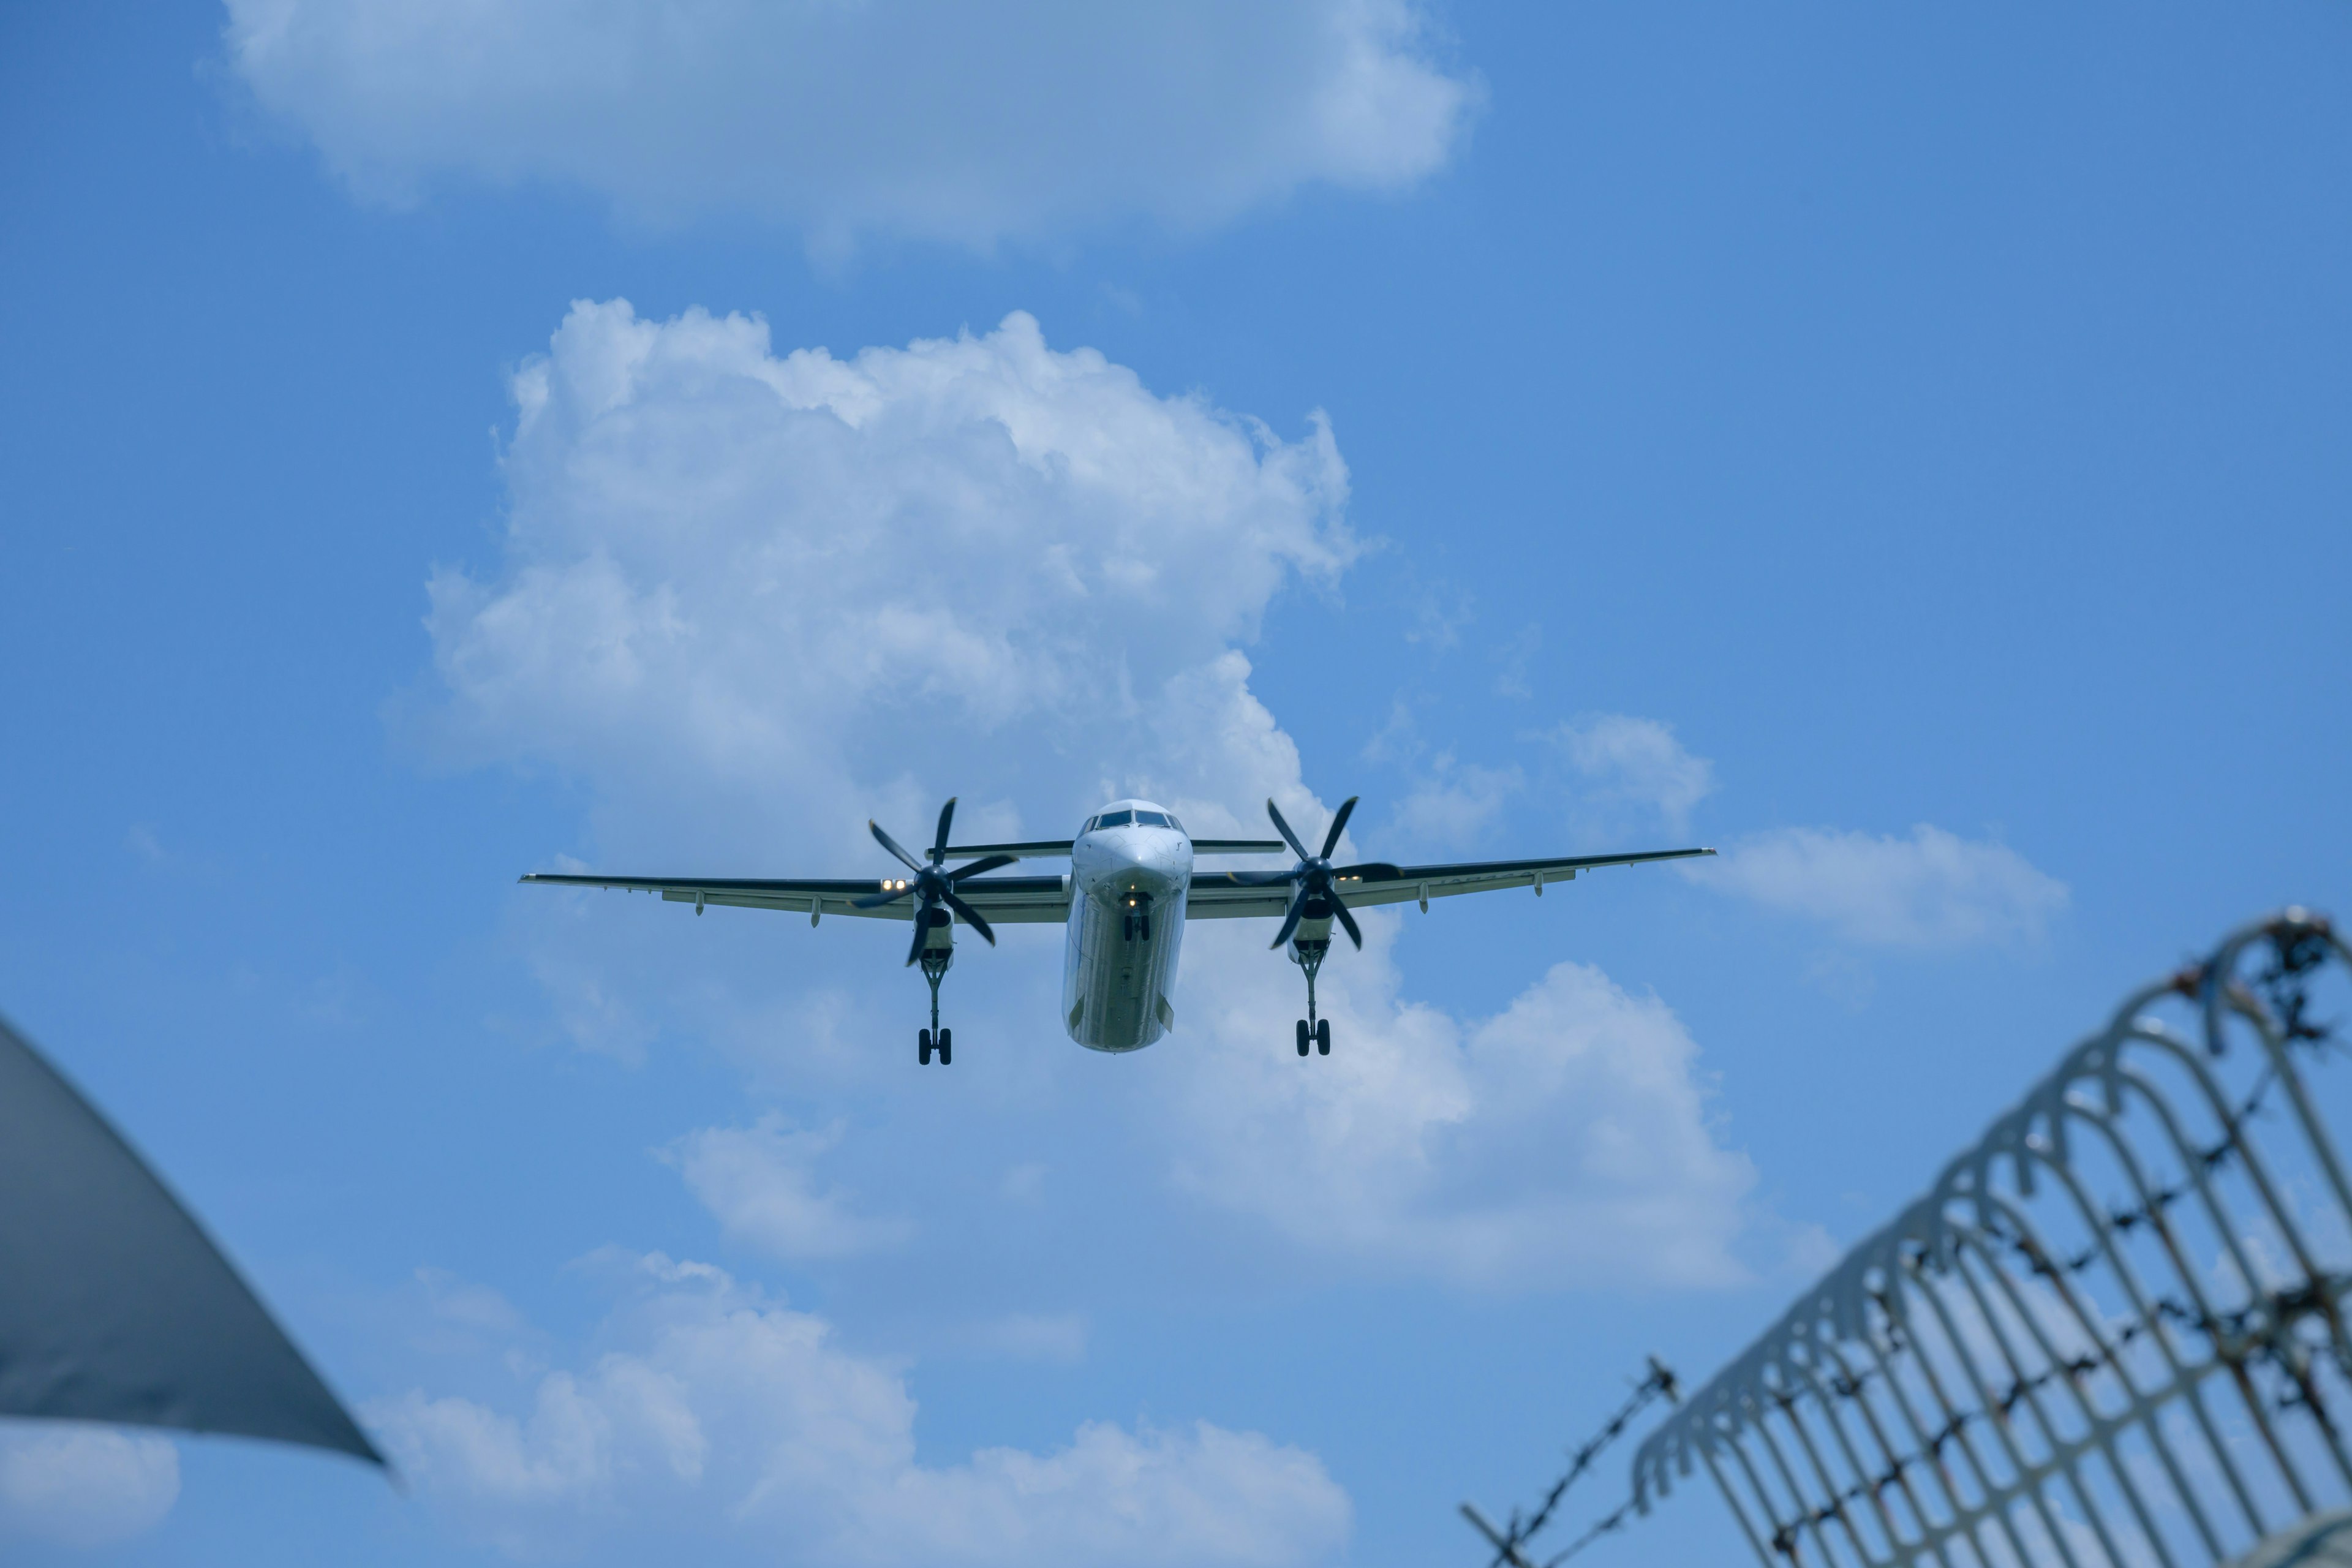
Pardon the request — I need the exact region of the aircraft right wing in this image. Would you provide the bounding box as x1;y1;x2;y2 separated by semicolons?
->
1185;846;1714;919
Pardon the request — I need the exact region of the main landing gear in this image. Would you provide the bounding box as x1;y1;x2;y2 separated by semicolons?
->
1291;937;1332;1057
917;921;954;1066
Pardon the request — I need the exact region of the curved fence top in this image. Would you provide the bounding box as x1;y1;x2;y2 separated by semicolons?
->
1632;909;2351;1568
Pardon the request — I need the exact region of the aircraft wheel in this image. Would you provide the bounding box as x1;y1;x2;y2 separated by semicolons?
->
1295;1019;1310;1057
918;1028;932;1066
938;1028;952;1066
1316;1019;1331;1056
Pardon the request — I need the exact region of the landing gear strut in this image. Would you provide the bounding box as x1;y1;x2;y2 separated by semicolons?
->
917;917;954;1066
1291;937;1332;1057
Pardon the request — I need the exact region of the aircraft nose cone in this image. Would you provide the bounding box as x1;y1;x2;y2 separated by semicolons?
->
1101;830;1187;898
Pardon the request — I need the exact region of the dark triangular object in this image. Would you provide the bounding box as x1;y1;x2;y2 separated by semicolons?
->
0;1012;382;1466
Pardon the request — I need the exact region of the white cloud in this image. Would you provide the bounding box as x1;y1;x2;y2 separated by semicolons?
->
1692;824;2069;948
1547;714;1716;834
372;1255;1348;1564
222;0;1478;254
425;301;1763;1290
1384;755;1522;853
0;1423;180;1548
420;301;1353;865
1161;927;1757;1287
665;1117;912;1260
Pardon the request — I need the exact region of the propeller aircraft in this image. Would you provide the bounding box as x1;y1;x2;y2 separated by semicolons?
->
522;797;1711;1065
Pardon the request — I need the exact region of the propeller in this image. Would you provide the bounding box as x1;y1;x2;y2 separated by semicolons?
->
1220;796;1401;952
851;798;1017;965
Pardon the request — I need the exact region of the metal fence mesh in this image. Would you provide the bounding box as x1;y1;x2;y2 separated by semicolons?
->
1632;910;2352;1568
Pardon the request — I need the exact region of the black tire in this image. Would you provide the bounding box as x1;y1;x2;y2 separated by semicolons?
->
938;1028;952;1066
1316;1018;1331;1055
1295;1019;1310;1057
918;1028;932;1066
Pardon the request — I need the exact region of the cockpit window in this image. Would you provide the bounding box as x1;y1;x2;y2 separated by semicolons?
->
1096;809;1134;829
1165;813;1184;832
1131;810;1169;827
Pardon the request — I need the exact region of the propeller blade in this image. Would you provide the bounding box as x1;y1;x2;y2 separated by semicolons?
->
1329;894;1363;950
947;854;1017;881
851;887;912;909
1268;885;1311;951
905;902;938;966
1318;796;1358;861
870;820;927;875
1265;798;1311;862
931;797;957;864
940;889;998;946
1334;862;1403;881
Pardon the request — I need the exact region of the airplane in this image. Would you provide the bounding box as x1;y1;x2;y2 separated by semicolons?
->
522;796;1712;1065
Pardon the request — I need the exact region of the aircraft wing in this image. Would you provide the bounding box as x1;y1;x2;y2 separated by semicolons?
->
1183;846;1714;920
518;872;1074;924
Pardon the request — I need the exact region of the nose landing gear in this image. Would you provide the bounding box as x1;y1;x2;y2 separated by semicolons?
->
1291;937;1332;1057
917;914;954;1066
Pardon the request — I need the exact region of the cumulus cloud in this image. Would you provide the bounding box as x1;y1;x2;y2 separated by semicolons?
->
1384;756;1523;853
1161;927;1757;1287
1692;824;2069;948
222;0;1478;253
372;1255;1348;1564
426;301;1761;1289
665;1117;912;1260
0;1423;180;1548
1547;714;1717;834
421;301;1353;864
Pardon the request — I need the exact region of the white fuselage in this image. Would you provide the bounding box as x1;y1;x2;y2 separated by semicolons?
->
1061;799;1193;1052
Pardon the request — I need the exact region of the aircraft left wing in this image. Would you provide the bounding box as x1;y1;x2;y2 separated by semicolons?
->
1184;846;1714;919
518;872;1074;924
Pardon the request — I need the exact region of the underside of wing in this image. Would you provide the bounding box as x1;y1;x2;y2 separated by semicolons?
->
519;872;1073;924
1184;846;1714;919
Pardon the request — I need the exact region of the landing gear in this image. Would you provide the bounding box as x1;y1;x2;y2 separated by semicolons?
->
1291;937;1333;1058
917;920;956;1065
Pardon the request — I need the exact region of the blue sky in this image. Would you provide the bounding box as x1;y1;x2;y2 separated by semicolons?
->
1;1;2347;1562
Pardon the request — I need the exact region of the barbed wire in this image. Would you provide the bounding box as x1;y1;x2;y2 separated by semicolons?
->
1468;926;2348;1567
1460;1357;1679;1568
1738;943;2348;1564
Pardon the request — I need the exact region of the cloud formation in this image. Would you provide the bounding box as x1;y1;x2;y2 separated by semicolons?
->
429;300;1763;1291
1160;931;1758;1287
1693;824;2070;948
372;1255;1349;1564
423;301;1354;865
665;1118;913;1261
0;1423;179;1548
222;0;1478;253
1548;714;1717;834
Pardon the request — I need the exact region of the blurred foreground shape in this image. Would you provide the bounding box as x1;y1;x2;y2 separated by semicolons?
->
0;1012;381;1466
